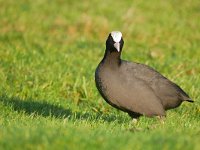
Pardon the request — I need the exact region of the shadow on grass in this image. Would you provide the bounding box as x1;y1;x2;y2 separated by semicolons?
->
0;94;73;118
0;94;127;123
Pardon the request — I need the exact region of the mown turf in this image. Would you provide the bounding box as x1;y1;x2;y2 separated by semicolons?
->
0;0;200;149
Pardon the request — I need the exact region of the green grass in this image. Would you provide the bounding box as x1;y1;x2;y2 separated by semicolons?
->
0;0;200;149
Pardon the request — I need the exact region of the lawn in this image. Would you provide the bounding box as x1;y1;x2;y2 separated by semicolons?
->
0;0;200;149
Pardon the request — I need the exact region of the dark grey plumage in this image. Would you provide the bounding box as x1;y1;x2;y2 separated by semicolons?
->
95;31;193;119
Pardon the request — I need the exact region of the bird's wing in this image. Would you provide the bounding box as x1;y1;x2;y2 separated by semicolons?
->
122;61;192;108
106;74;166;117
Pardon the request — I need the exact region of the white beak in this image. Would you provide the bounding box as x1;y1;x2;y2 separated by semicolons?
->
114;42;120;52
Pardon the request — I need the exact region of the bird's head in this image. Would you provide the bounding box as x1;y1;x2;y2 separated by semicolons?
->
106;31;124;53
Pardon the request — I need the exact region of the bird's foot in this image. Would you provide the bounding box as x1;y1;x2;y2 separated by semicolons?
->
132;118;138;124
156;116;165;124
148;116;165;129
129;118;143;132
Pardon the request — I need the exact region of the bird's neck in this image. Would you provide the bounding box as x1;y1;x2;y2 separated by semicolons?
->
102;50;122;67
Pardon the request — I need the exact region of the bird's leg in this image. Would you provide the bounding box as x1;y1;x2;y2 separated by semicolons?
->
129;117;143;132
128;112;140;125
132;118;138;124
148;116;166;129
127;112;143;131
156;116;165;124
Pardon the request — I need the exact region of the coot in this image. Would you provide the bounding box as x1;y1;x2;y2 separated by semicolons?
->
95;31;193;119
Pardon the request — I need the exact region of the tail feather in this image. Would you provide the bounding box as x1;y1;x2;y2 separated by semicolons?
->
179;91;193;103
186;99;194;103
181;95;194;103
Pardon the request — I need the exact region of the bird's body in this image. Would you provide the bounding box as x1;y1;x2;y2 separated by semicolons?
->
95;31;193;119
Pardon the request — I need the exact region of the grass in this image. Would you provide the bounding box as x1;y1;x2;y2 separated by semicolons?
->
0;0;200;149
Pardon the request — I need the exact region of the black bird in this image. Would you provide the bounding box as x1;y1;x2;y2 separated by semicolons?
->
95;31;193;119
